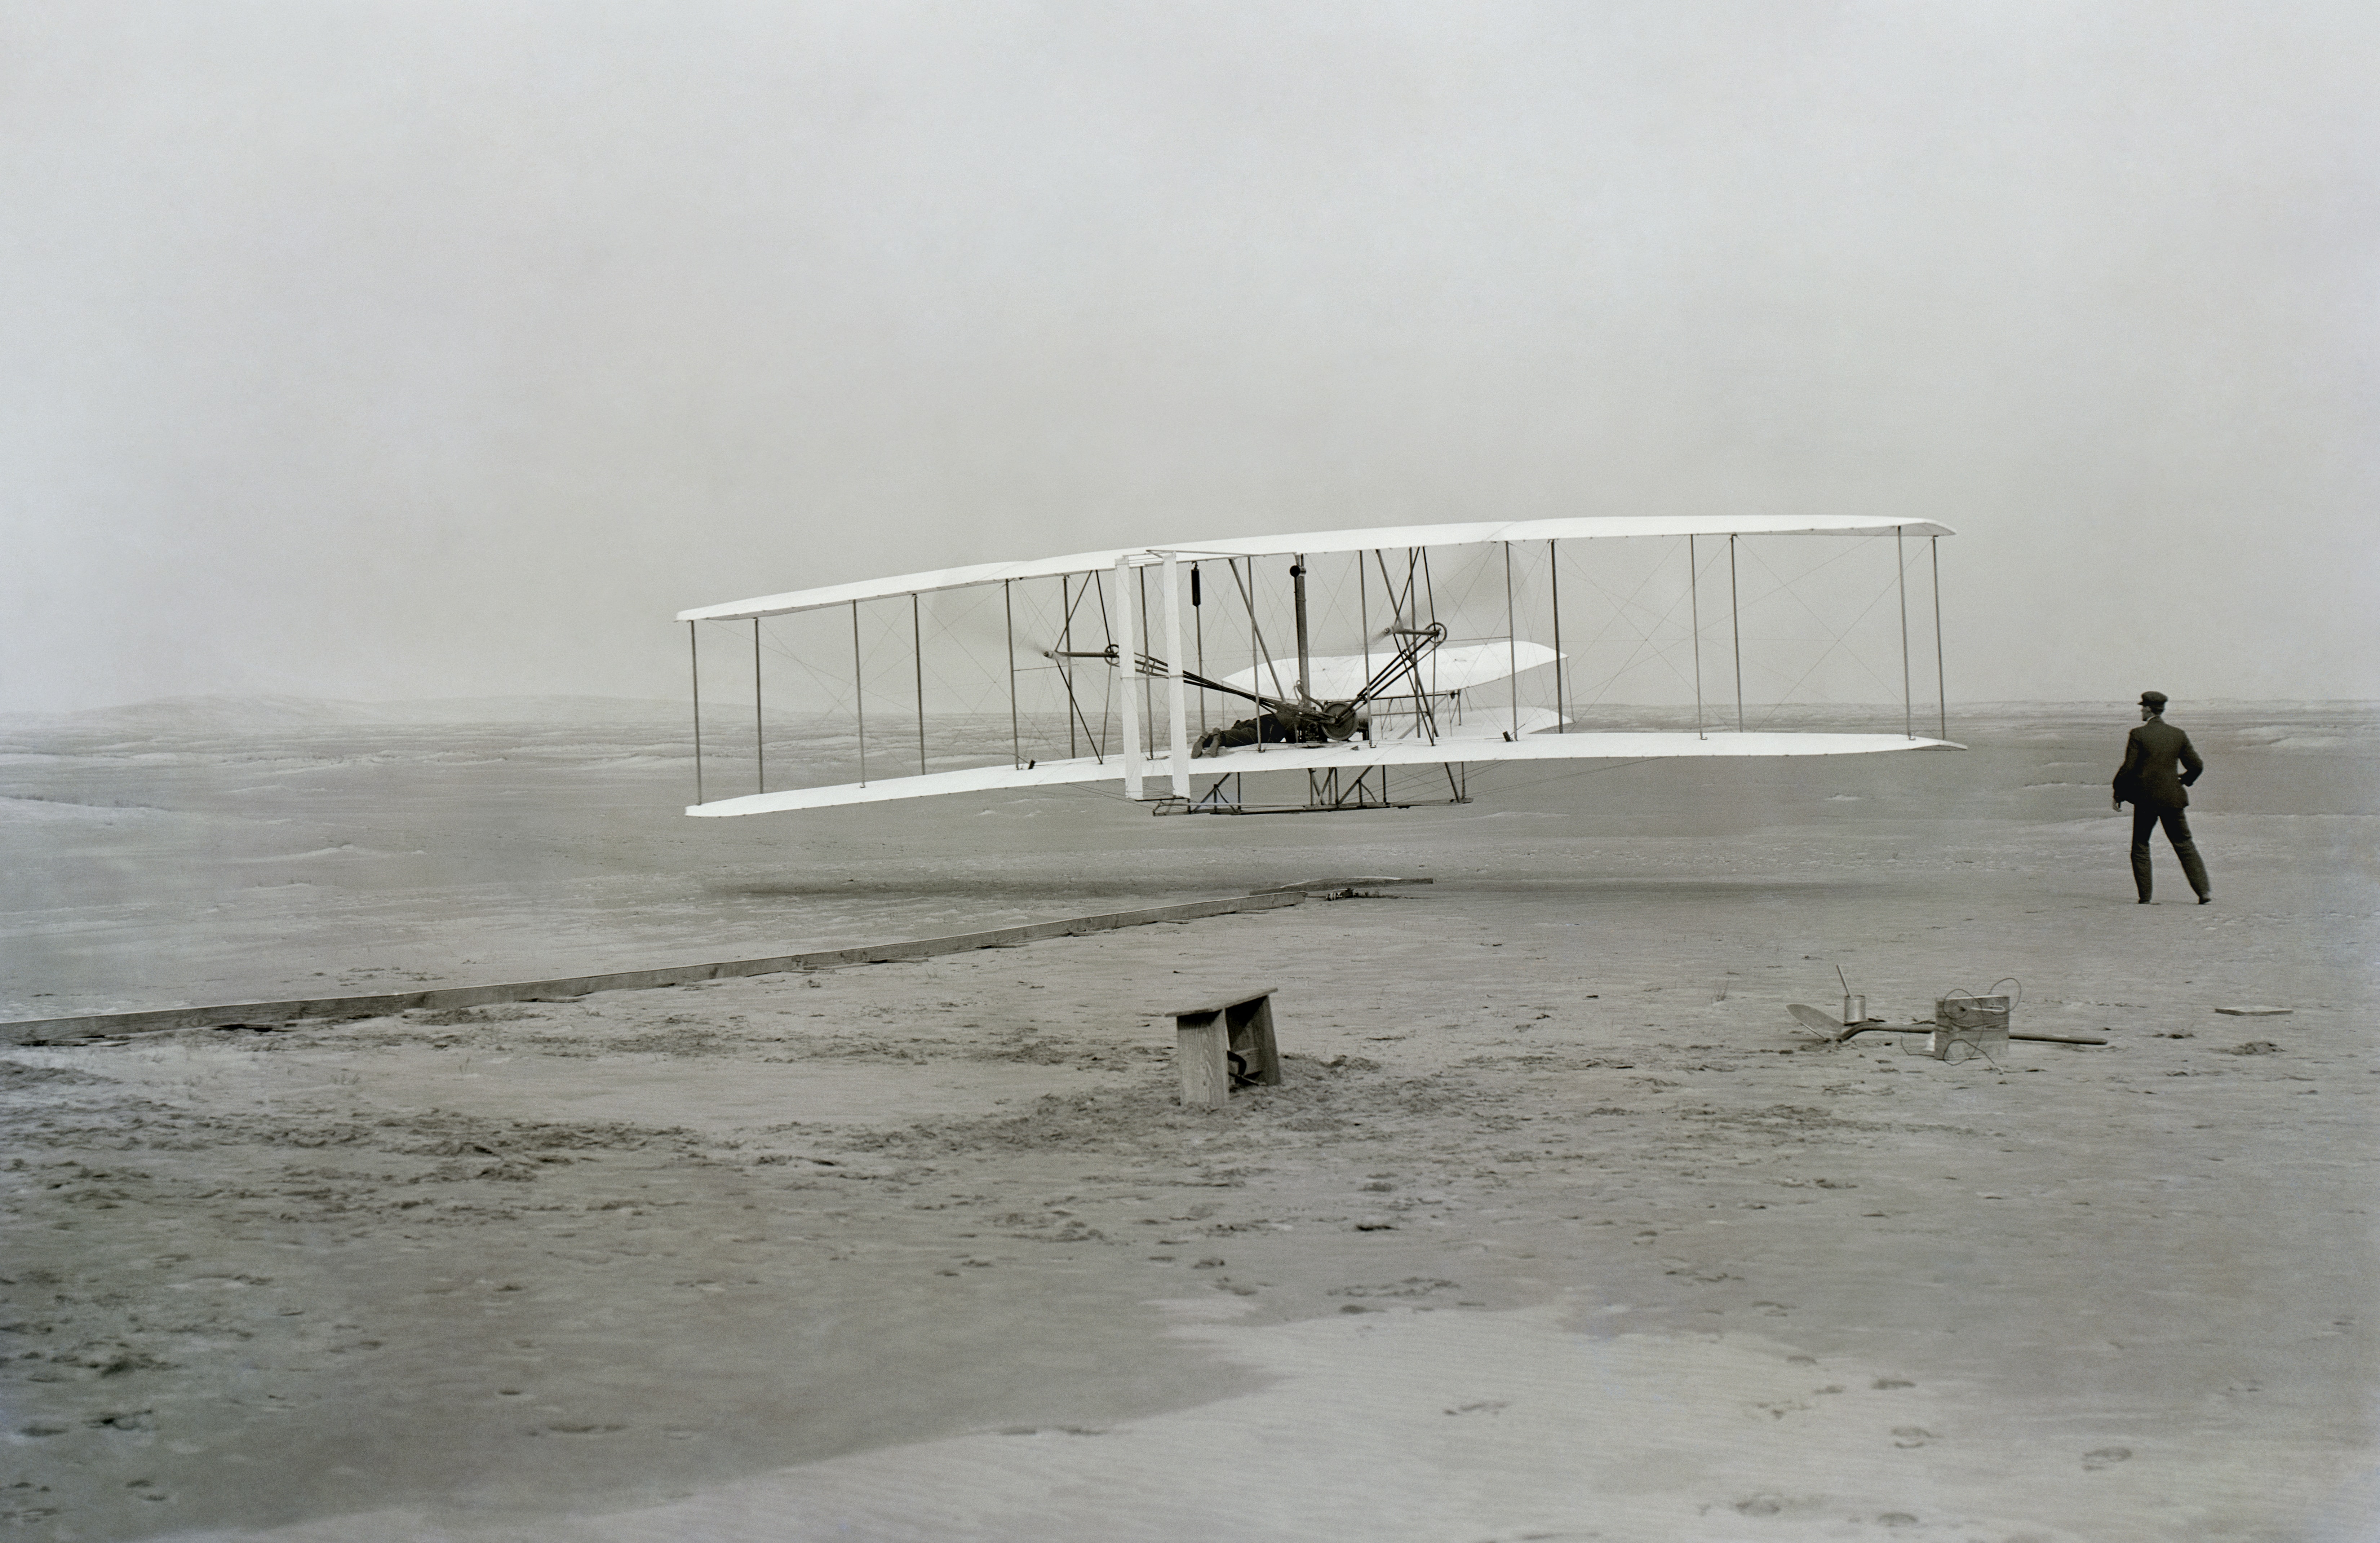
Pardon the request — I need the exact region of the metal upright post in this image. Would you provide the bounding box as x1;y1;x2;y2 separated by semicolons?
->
753;618;765;794
1931;535;1947;741
1246;559;1263;755
1117;554;1143;798
1138;565;1154;756
1729;535;1744;733
1688;536;1704;740
1193;565;1207;735
688;621;703;805
1896;526;1912;740
1503;542;1519;734
1548;539;1564;733
912;593;927;775
1409;548;1436;746
851;600;867;787
1003;579;1020;767
1060;575;1077;760
1358;552;1370;701
1162;552;1190;796
1290;555;1311;703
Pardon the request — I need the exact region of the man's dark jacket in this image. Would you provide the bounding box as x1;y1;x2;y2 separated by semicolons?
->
2114;718;2204;809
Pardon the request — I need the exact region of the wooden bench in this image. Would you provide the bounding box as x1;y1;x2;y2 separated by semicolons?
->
1161;988;1281;1109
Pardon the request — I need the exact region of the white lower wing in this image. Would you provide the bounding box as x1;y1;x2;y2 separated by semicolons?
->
688;731;1964;816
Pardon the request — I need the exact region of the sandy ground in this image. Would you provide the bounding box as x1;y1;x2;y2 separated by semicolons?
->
2;704;2375;1541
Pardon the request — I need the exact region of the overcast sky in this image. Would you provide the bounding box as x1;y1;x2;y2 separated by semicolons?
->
4;0;2374;713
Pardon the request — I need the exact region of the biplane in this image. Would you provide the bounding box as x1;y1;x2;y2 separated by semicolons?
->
676;515;1960;818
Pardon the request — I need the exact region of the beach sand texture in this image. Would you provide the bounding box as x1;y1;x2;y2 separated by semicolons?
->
1;703;2374;1541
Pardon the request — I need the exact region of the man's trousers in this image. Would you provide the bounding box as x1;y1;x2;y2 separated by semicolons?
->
2131;804;2211;902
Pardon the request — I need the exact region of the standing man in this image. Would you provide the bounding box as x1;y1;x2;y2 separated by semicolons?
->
2113;691;2212;904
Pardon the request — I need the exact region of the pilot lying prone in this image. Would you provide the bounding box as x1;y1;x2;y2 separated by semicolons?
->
1192;700;1368;757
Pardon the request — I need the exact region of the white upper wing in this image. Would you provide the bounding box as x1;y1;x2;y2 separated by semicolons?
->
676;514;1955;623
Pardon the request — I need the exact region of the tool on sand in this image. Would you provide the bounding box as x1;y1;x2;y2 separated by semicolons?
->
1786;998;2108;1050
1789;1002;1893;1040
1930;994;2012;1060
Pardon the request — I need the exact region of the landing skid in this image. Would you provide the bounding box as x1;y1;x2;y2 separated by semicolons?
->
1152;763;1471;817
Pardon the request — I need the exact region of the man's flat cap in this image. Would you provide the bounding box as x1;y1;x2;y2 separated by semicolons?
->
2139;690;2169;707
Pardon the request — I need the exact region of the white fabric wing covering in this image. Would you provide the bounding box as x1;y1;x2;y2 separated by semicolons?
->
1216;641;1558;699
676;514;1955;623
688;732;1964;817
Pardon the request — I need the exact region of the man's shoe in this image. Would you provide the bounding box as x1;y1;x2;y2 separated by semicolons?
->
2197;895;2213;905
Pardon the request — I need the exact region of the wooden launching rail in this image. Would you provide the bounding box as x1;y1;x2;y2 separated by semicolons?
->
0;890;1306;1045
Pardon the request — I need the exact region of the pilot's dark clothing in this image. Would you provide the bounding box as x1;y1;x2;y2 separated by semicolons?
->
1198;712;1312;751
1192;702;1360;757
2114;717;2210;902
